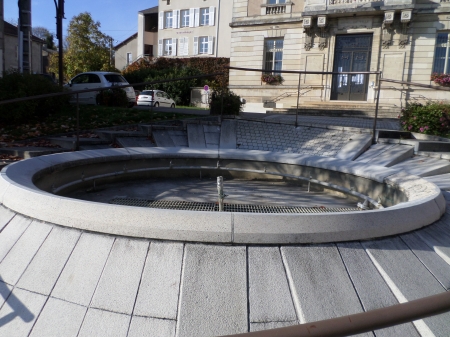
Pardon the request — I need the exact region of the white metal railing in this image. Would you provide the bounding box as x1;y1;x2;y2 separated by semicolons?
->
328;0;382;4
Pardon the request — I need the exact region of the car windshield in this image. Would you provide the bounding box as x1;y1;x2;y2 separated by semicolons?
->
104;74;127;83
141;90;154;95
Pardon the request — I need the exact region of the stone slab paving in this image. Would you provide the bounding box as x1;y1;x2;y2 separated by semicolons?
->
424;173;450;190
116;137;155;148
153;130;175;147
187;124;206;148
391;156;450;177
236;120;353;156
1;208;450;336
355;143;398;163
0;207;14;232
362;144;414;167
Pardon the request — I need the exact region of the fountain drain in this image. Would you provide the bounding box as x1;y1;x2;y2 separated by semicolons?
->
110;198;361;213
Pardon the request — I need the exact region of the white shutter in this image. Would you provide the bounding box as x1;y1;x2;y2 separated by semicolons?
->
189;8;195;28
174;10;180;29
158;39;163;56
159;12;164;30
194;8;200;27
193;37;199;55
208;36;214;54
184;38;189;56
179;38;184;56
172;38;177;56
209;7;215;26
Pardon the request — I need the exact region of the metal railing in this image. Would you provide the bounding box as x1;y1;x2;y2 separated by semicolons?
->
0;72;224;150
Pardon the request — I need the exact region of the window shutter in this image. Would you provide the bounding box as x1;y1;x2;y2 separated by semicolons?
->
208;36;214;54
172;38;177;56
209;7;215;26
174;10;180;29
184;38;189;56
194;8;200;27
159;12;164;30
158;39;163;56
194;37;199;55
189;8;195;28
179;38;184;56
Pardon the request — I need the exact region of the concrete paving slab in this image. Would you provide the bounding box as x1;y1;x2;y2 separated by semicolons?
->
91;238;149;315
0;288;47;337
16;227;81;295
78;308;130;337
362;237;450;336
281;245;367;326
0;279;12;310
248;247;297;323
391;156;450;177
401;232;450;290
337;242;419;337
29;297;86;337
187;124;206;148
220;120;237;149
51;233;114;306
0;214;32;263
415;221;450;266
354;144;396;163
0;221;52;285
0;206;15;232
335;134;372;161
128;316;176;337
153;130;175;147
424;173;450;190
366;145;414;167
250;321;299;332
134;242;183;319
176;244;247;337
115;137;155;148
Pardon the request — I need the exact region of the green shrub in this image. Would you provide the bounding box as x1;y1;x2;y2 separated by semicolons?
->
96;88;129;107
209;89;244;116
399;102;450;137
0;72;68;123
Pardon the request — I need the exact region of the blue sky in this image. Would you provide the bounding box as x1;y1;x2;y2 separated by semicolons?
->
4;0;158;45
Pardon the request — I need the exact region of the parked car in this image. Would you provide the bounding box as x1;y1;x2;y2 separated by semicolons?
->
137;90;176;108
65;72;136;107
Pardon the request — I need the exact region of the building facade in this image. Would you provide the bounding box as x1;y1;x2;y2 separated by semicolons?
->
229;0;450;113
157;0;232;58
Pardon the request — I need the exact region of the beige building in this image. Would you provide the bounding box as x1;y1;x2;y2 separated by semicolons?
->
3;21;43;75
157;0;233;58
229;0;450;113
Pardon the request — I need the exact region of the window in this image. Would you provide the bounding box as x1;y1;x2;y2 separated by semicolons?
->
199;37;209;54
264;39;284;73
433;33;450;74
200;8;209;26
126;53;132;65
165;11;173;29
160;38;177;56
164;39;173;56
181;9;190;27
268;0;286;3
194;36;213;55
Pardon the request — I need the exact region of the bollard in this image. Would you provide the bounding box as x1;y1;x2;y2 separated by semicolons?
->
217;176;224;212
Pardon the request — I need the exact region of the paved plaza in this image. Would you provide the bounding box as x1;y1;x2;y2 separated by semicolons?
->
1;114;450;337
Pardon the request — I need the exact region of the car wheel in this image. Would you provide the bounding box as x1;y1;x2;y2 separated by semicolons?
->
170;103;175;108
154;102;159;107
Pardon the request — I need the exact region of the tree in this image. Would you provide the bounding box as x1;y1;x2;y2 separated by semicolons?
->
32;26;55;49
49;12;115;81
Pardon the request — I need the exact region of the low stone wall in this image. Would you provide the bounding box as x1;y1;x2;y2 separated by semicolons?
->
0;148;445;244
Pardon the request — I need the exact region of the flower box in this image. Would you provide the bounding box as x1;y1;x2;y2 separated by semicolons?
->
431;73;450;86
261;73;284;85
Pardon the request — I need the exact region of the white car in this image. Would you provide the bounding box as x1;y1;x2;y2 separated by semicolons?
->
137;90;176;108
65;72;136;107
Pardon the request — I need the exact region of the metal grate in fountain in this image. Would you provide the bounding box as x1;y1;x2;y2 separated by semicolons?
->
110;198;360;213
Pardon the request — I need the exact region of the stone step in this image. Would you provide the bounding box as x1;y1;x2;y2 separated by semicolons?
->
115;137;155;148
356;144;414;167
45;137;110;150
423;173;450;190
391;156;450;177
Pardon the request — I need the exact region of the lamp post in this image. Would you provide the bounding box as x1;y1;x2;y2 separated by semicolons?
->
53;0;64;86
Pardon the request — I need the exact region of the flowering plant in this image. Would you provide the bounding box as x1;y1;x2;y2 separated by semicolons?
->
261;73;284;85
431;73;450;86
399;102;450;137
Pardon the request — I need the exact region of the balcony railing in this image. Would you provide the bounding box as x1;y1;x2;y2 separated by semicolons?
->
266;5;287;14
329;0;382;4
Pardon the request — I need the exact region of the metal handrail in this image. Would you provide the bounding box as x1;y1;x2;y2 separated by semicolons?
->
221;291;450;337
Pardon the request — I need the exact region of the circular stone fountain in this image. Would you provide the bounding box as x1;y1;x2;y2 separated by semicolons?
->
0;147;445;244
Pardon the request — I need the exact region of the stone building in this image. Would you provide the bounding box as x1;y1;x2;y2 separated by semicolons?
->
157;0;233;58
229;0;450;113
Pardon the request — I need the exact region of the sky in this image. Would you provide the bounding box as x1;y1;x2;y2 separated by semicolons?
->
4;0;158;45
